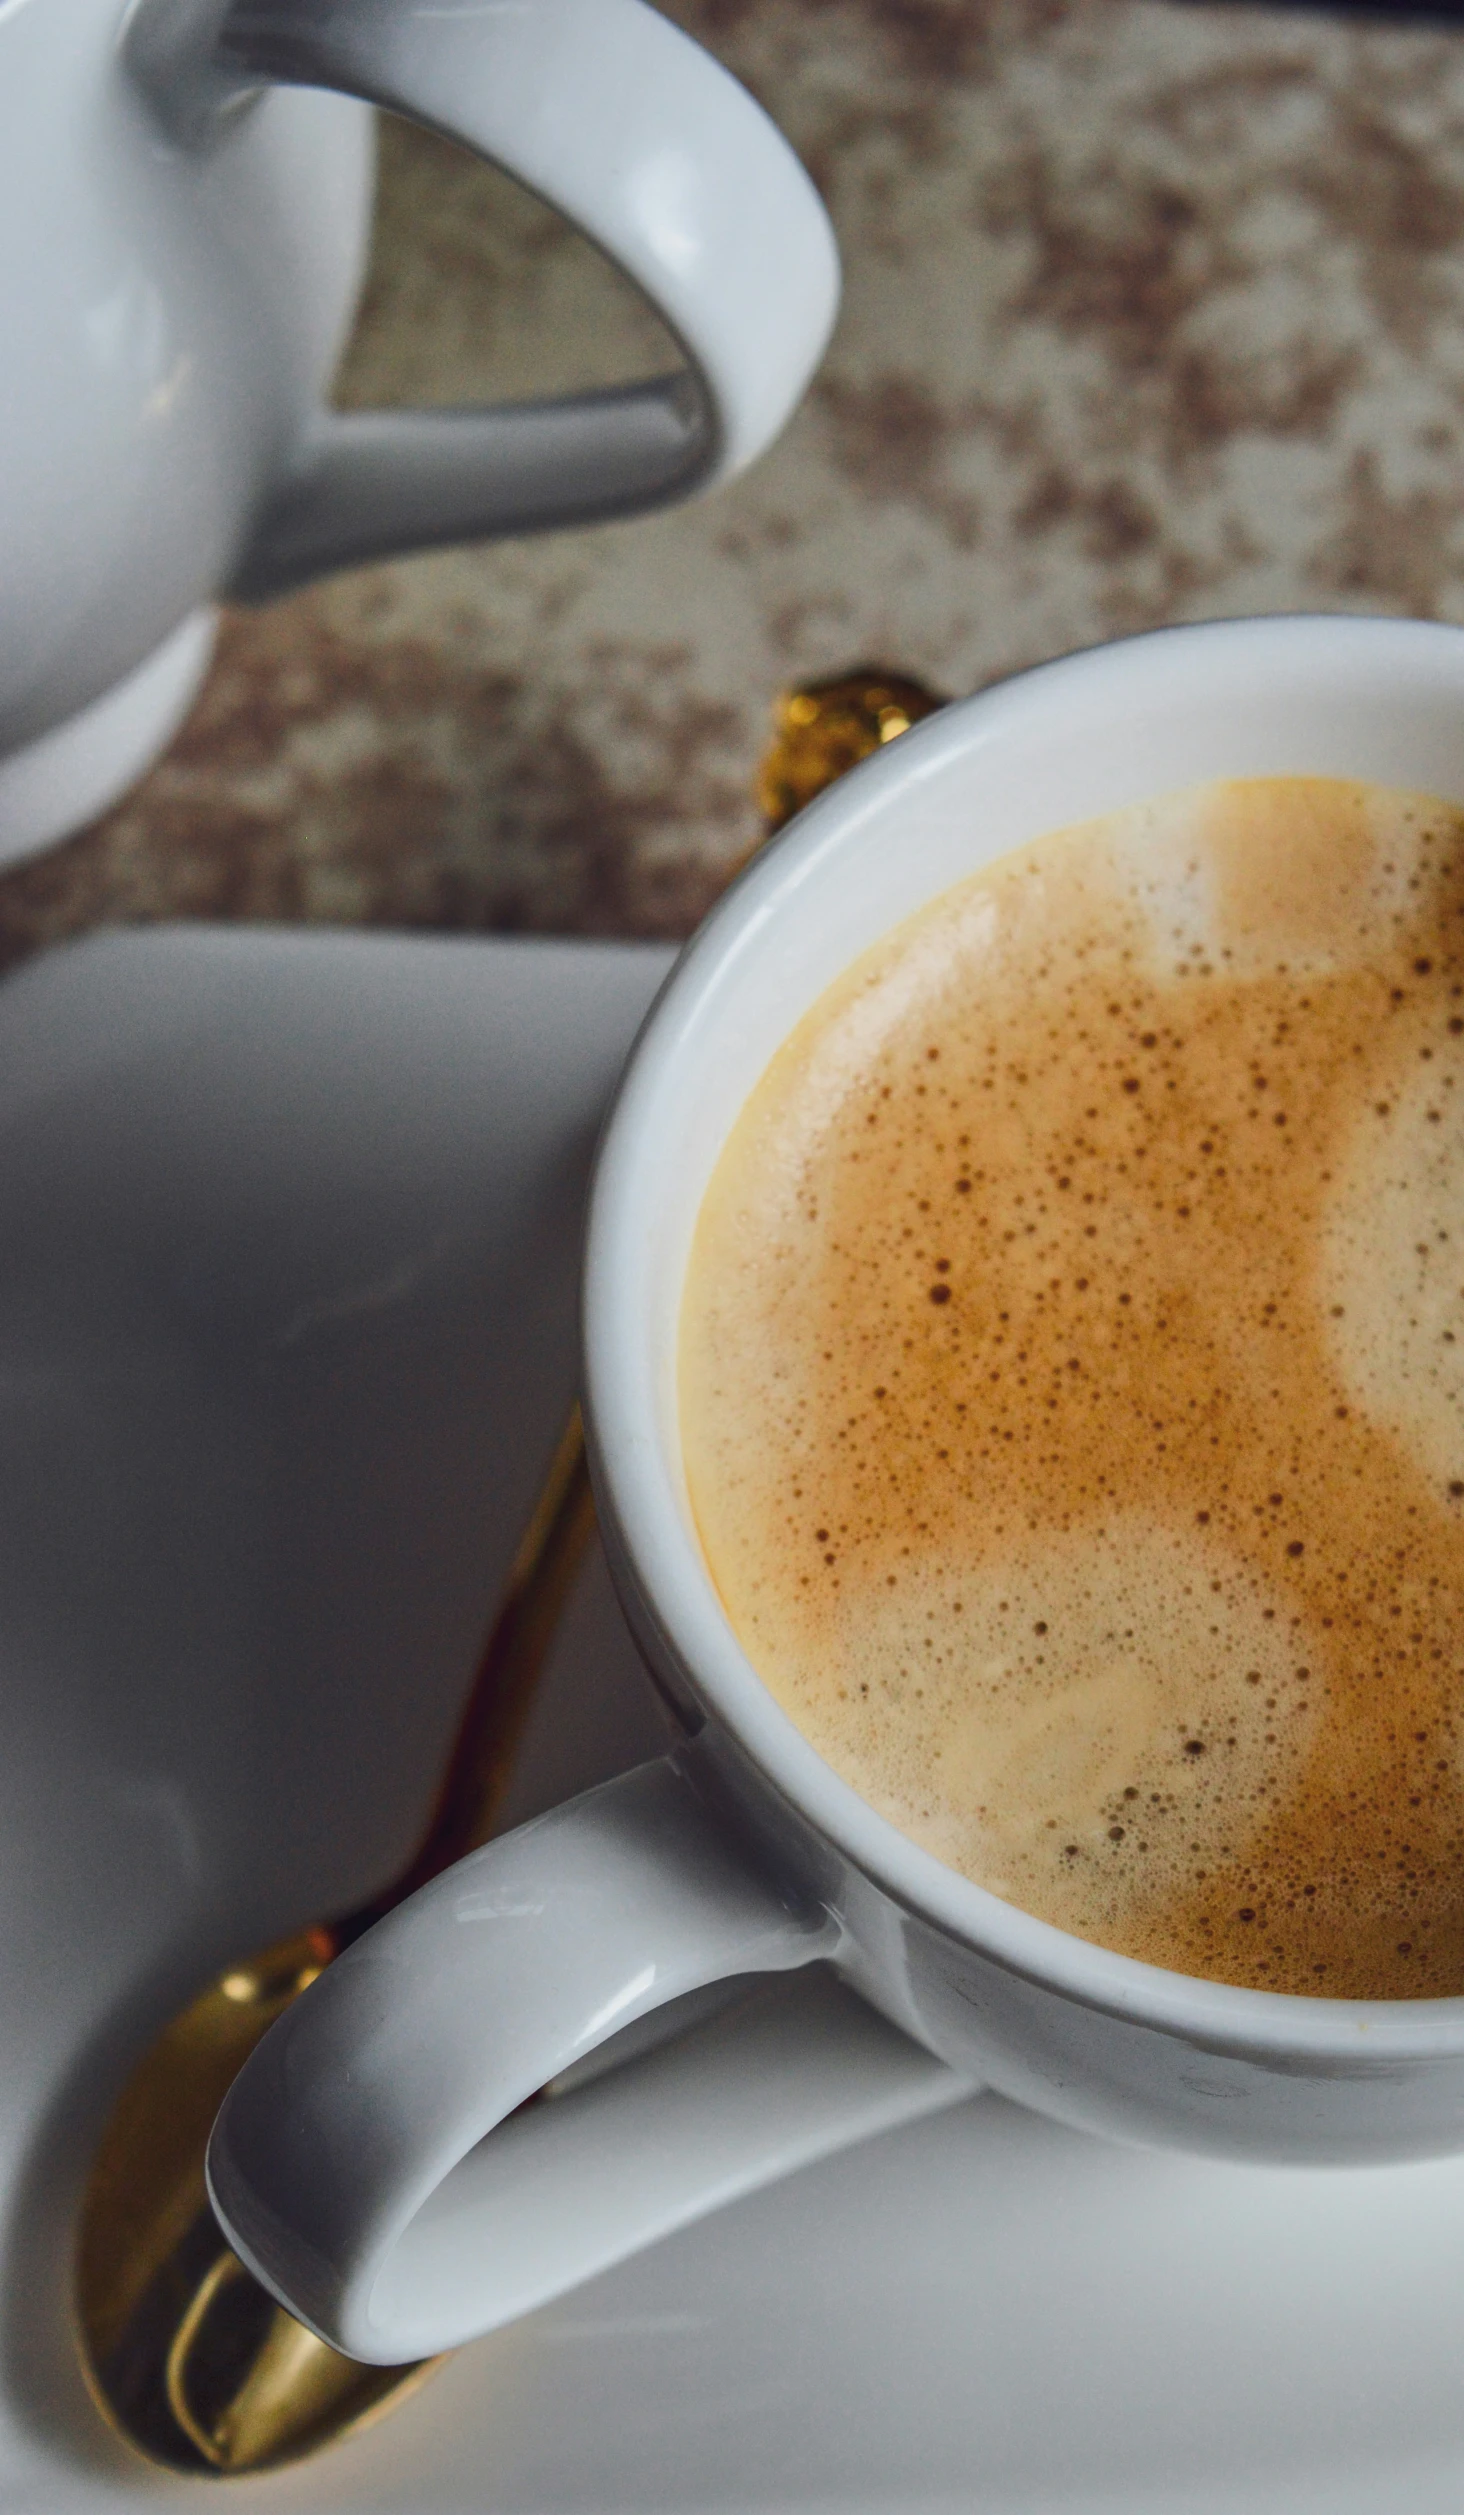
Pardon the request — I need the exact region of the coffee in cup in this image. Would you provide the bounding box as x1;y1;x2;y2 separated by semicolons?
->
209;626;1464;2375
682;774;1464;1999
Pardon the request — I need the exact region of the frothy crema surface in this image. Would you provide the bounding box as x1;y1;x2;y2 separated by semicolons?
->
680;778;1464;1998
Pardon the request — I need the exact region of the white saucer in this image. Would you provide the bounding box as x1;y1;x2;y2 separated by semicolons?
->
3;925;1464;2513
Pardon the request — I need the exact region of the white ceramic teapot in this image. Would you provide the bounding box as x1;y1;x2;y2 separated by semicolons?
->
0;0;839;864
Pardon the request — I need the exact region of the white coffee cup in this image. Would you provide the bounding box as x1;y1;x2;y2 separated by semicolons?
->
208;614;1464;2368
0;0;838;864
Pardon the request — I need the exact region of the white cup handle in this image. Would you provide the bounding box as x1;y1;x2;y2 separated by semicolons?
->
205;1754;970;2364
132;0;839;597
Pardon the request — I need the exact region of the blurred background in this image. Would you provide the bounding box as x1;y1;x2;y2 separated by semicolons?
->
8;0;1464;969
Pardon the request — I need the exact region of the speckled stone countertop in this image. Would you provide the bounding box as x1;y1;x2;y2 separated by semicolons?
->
8;0;1464;964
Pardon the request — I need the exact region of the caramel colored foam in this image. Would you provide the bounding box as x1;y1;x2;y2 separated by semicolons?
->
680;778;1464;1998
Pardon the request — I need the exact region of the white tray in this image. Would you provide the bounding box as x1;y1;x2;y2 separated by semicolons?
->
3;925;1464;2514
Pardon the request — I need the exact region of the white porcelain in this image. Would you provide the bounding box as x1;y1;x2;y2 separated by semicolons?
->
8;923;1464;2509
0;0;838;867
0;614;219;856
207;614;1464;2370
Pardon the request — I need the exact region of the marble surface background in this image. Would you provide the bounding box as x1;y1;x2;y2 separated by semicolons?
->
8;0;1464;965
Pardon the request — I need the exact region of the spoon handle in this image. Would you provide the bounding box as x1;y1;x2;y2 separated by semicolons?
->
350;1407;595;1933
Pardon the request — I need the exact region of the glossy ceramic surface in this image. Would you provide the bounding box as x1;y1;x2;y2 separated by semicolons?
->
206;618;1464;2384
0;0;372;757
586;615;1464;2160
5;922;1464;2510
0;0;837;862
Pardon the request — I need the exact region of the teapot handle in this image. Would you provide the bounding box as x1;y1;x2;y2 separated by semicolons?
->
132;0;839;600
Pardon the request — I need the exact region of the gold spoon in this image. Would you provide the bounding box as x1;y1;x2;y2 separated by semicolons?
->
76;1411;596;2474
73;666;945;2478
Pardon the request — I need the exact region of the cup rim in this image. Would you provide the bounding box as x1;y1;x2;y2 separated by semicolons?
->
585;612;1464;2059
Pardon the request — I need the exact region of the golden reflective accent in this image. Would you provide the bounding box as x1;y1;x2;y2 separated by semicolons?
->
756;666;945;836
75;664;945;2478
76;1411;594;2477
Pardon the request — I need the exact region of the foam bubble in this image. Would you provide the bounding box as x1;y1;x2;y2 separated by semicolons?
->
1323;1036;1464;1507
788;1515;1309;1925
682;779;1464;1997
